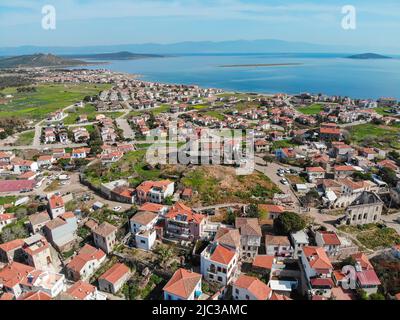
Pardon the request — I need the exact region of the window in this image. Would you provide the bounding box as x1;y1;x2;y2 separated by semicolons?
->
235;289;239;294
246;295;250;300
217;276;223;282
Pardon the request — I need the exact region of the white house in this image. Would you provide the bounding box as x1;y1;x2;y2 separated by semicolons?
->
232;274;272;301
98;263;131;294
200;243;239;286
48;194;65;219
130;211;159;251
265;235;293;257
290;230;310;259
315;231;342;257
66;244;106;281
65;281;107;300
13;159;38;174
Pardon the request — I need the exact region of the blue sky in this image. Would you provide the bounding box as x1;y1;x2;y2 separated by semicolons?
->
0;0;399;51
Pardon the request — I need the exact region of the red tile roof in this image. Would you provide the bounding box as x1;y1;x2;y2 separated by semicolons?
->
356;270;381;286
0;239;24;253
166;202;205;224
0;262;35;289
234;275;272;300
351;253;373;270
18;291;52;300
138;202;165;213
306;167;326;173
49;194;64;210
258;204;285;214
99;263;130;285
319;231;341;246
66;280;96;300
270;292;292;300
0;180;35;193
210;245;236;265
163;268;202;299
67;244;105;273
252;255;275;270
303;246;333;270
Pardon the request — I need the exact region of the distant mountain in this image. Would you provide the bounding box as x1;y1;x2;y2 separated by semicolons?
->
63;51;165;60
0;53;90;68
347;53;392;60
0;39;361;55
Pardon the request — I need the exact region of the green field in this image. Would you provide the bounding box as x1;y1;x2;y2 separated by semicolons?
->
298;103;323;115
63;104;123;125
126;104;171;118
375;107;393;116
0;83;112;120
339;224;400;250
14;130;34;146
84;149;164;187
0;196;17;205
270;139;297;151
348;123;400;149
203;110;226;121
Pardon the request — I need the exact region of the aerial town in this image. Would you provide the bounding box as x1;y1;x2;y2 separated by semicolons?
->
0;67;400;302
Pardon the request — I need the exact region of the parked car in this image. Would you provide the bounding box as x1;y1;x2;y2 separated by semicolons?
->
113;206;122;212
280;179;289;186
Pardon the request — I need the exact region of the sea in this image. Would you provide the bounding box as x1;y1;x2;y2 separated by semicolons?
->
80;53;400;100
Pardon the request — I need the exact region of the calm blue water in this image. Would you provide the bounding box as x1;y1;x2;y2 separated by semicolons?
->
83;53;400;99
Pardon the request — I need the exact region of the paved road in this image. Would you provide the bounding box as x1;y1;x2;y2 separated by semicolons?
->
0;142;88;151
254;156;301;211
116;110;135;140
381;212;400;234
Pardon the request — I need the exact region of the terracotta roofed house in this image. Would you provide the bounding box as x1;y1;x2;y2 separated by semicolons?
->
64;280;106;300
48;194;65;219
165;202;206;241
163;268;202;301
315;231;342;256
232;274;272;300
66;244;106;281
200;243;239;286
98;263;131;294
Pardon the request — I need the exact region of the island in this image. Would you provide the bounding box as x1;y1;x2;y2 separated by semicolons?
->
0;53;94;69
63;51;165;61
347;53;392;60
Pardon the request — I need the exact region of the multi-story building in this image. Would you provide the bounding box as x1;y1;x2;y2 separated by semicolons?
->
235;218;262;260
200;243;239;286
165;202;206;241
342;192;384;226
92;222;118;254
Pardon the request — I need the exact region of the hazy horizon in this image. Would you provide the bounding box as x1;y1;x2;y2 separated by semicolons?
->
1;0;399;53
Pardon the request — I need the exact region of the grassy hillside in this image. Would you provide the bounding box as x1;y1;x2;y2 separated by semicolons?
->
0;83;112;120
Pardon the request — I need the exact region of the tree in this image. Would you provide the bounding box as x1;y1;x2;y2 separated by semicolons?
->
302;189;320;207
155;245;174;268
164;196;174;206
226;208;236;225
369;293;385;300
380;167;398;187
273;212;306;235
246;204;259;218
